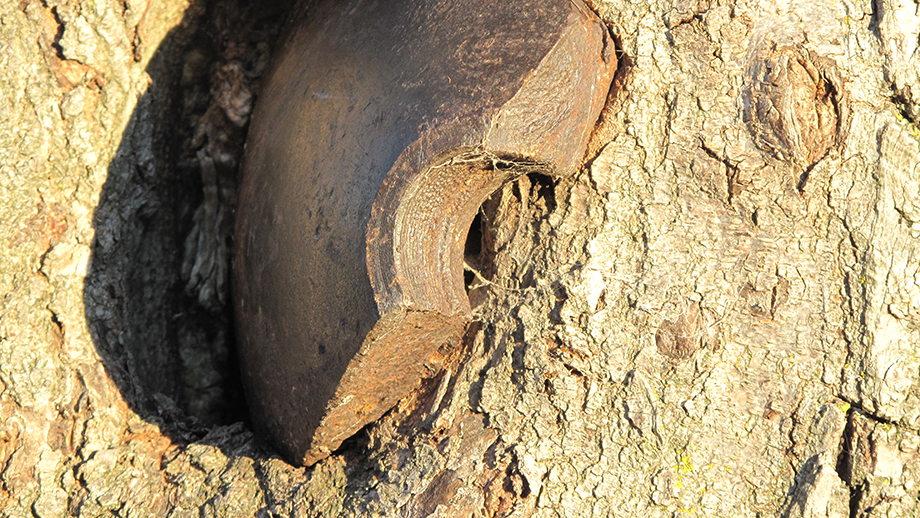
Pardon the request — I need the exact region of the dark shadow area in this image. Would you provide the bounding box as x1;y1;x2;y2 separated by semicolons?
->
82;0;295;444
464;212;486;291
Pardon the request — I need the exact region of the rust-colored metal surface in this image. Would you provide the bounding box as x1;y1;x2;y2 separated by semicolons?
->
234;0;616;466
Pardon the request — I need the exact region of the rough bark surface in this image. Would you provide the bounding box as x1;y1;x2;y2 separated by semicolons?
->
1;0;919;516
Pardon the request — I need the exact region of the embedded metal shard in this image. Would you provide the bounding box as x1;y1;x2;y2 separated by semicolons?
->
234;0;616;466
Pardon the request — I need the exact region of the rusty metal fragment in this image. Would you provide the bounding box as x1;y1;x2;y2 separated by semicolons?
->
234;0;616;466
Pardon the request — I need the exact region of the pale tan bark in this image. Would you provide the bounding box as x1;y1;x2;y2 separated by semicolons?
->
2;0;919;516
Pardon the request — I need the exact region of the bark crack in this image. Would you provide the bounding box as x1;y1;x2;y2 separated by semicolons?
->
699;139;742;207
835;397;897;426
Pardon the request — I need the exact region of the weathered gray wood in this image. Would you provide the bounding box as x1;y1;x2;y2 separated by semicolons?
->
1;0;919;516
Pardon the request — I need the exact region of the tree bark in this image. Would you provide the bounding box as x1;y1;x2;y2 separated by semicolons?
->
2;0;919;516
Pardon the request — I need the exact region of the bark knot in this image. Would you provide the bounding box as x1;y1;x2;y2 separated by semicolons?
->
743;46;848;169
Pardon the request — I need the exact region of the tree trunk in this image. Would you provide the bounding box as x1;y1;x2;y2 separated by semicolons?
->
2;0;919;515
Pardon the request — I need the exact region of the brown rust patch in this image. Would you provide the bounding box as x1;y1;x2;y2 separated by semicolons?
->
655;303;703;360
9;200;69;253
